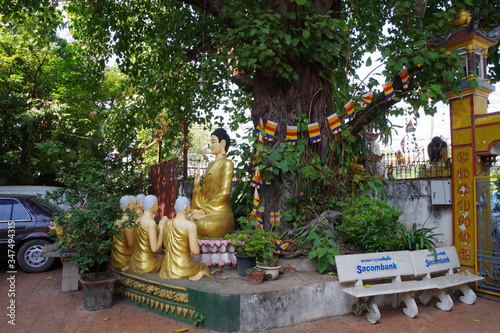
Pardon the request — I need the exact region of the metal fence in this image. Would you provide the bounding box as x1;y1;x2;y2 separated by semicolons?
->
176;148;451;182
378;148;451;180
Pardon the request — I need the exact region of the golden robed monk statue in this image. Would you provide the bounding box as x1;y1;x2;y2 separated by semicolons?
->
159;196;211;280
190;128;235;238
110;195;136;271
128;194;163;274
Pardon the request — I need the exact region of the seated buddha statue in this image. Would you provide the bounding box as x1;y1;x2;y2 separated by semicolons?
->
191;128;235;238
159;196;211;281
128;195;162;274
110;195;136;271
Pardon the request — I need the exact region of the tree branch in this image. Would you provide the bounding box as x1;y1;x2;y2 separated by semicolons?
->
350;67;419;135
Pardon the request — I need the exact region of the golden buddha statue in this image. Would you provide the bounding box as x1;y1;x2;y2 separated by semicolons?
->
110;196;136;271
129;195;163;274
159;197;211;280
191;128;235;238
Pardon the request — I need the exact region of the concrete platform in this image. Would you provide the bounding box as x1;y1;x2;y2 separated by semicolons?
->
112;262;357;332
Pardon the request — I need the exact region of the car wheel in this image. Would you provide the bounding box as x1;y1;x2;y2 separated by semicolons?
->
17;239;55;273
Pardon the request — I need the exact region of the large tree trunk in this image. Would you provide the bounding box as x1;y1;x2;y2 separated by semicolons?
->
252;63;334;231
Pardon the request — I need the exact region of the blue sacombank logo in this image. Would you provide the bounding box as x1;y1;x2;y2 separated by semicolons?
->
356;255;398;274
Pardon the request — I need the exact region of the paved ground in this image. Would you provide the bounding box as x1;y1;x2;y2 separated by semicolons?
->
1;264;499;333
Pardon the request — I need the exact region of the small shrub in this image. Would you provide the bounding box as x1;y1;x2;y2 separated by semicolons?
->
335;195;403;253
307;223;340;273
396;223;442;252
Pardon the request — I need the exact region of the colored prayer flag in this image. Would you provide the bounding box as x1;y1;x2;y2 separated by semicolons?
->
327;113;343;134
252;210;264;230
383;82;395;101
256;118;265;135
286;125;298;145
396;151;405;165
387;164;393;178
251;151;262;168
344;100;355;121
399;70;410;89
253;188;260;208
405;120;415;133
401;136;406;152
416;62;424;73
360;92;373;108
257;132;264;145
251;166;263;189
308;122;321;143
264;120;278;141
270;210;276;225
271;210;281;227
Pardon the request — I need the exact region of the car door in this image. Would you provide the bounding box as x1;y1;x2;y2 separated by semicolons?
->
0;197;35;258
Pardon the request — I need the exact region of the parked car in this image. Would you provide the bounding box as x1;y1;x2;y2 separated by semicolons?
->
0;194;61;272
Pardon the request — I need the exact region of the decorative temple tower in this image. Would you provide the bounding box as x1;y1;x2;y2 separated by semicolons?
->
433;10;500;274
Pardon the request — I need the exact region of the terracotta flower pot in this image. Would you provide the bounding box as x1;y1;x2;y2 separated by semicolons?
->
245;268;265;285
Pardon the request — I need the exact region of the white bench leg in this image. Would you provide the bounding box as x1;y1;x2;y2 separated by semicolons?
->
365;297;381;324
400;292;418;318
352;297;381;324
456;284;477;304
435;290;454;311
391;293;400;310
419;289;434;305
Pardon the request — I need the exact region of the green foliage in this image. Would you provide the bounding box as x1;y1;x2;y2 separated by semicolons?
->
335;195;403;253
396;223;442;252
45;159;146;273
307;224;340;274
224;228;278;262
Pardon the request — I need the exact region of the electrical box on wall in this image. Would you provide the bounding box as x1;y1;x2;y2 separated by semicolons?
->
430;180;452;205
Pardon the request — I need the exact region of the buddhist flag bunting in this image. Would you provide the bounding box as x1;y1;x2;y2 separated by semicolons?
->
264;120;277;141
308;122;321;143
416;62;424;73
256;118;265;135
401;136;406;152
396;151;405;165
252;210;264;230
327;113;343;134
253;188;260;208
383;82;395;101
257;132;264;145
251;152;262;168
344;100;355;121
387;164;393;178
270;210;281;227
399;70;409;89
360;92;373;108
286;125;298;145
406;120;415;133
251;166;263;189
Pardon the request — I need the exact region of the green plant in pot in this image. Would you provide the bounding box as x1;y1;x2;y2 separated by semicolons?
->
224;228;279;276
45;160;142;310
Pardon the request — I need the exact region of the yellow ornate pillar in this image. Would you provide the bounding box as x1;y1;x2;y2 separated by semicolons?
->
437;22;498;271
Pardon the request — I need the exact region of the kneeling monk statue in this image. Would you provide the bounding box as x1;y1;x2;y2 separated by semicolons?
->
129;195;162;274
159;197;211;281
191;128;235;238
110;195;136;271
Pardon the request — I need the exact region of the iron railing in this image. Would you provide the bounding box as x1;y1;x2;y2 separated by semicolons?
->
372;148;451;180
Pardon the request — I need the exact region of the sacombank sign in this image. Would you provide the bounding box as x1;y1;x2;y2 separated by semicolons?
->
356;255;398;274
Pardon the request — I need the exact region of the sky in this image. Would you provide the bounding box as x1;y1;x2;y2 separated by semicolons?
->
385;82;500;153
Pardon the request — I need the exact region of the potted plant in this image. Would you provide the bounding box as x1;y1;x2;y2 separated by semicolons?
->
46;160;142;311
224;228;279;276
245;266;265;284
